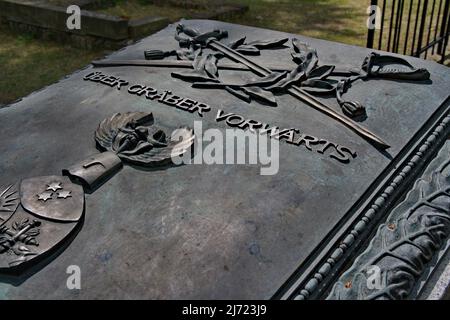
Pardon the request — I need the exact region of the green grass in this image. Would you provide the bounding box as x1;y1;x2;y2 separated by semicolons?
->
0;27;104;105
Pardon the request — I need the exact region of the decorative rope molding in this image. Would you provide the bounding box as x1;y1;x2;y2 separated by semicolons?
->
292;112;450;300
327;140;450;300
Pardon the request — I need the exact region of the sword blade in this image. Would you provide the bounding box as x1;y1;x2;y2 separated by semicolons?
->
91;60;358;76
91;47;388;149
92;59;299;73
287;87;390;149
209;40;390;149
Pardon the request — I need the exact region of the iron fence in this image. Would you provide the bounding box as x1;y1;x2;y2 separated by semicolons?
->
367;0;449;63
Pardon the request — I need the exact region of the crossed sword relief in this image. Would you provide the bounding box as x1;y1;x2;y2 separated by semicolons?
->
93;24;399;149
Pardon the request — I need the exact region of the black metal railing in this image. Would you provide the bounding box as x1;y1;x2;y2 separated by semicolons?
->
367;0;449;63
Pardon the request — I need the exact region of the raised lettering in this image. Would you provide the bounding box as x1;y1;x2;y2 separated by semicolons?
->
176;98;196;110
215;109;234;122
290;134;320;150
163;94;183;106
238;119;263;131
128;84;145;94
330;145;357;163
226;114;245;127
189;102;211;117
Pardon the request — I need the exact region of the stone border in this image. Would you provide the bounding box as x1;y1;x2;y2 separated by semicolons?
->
0;0;247;50
1;1;129;40
0;0;168;49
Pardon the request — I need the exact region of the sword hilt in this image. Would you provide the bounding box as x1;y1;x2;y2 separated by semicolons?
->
176;24;228;48
336;79;366;118
144;50;176;60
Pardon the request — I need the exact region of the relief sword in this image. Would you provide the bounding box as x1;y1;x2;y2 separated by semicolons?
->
206;39;390;150
91;59;359;76
92;37;390;149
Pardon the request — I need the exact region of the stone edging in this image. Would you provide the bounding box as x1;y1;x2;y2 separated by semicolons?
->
0;0;168;49
0;0;248;49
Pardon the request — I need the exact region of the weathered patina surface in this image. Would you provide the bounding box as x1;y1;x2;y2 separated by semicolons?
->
0;20;449;299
